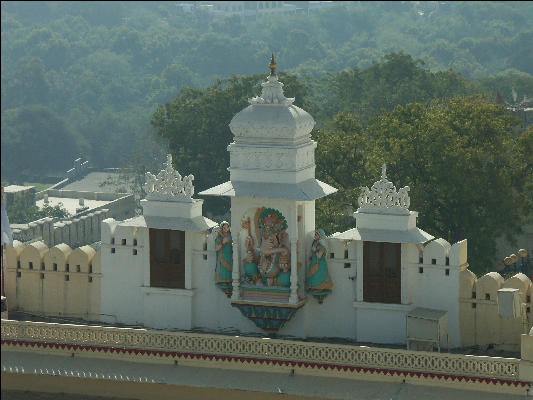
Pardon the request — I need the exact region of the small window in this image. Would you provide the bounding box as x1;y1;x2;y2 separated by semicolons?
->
445;256;450;266
88;276;93;283
344;249;349;259
89;264;93;273
203;242;207;251
17;261;21;269
132;249;137;255
203;254;208;260
66;264;70;272
29;262;33;270
344;263;351;269
41;262;45;270
76;265;81;272
472;291;476;299
445;268;450;276
40;273;45;280
419;256;423;264
527;295;531;303
419;267;424;273
133;239;138;246
472;303;477;309
17;271;21;278
528;307;531;313
330;252;334;259
431;258;437;265
111;248;115;254
53;263;58;271
111;238;115;244
65;275;70;281
122;239;126;245
485;293;490;300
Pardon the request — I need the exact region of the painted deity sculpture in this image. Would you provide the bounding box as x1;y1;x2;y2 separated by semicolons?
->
242;217;260;284
306;229;333;303
255;208;290;287
215;221;233;296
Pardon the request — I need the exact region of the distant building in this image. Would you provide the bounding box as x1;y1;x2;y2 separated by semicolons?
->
199;1;302;21
3;185;35;209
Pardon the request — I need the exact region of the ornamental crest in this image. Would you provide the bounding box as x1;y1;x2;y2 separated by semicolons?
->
249;75;295;106
357;164;410;215
144;154;194;202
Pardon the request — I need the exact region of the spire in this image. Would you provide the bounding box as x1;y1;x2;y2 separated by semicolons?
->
381;163;387;180
248;54;294;105
269;53;277;76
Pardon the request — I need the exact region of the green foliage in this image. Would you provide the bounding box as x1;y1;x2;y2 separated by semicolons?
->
2;2;533;185
315;96;527;274
6;201;70;224
323;52;475;125
1;105;86;179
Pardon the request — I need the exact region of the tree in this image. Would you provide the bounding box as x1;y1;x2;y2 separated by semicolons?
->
1;105;86;180
328;52;474;125
6;201;69;224
315;96;527;275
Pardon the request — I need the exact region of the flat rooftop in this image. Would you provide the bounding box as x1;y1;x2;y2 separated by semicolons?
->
36;197;110;216
61;172;135;194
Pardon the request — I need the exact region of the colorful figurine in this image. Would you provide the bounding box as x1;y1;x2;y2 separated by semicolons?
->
215;221;233;296
242;217;260;284
306;229;333;303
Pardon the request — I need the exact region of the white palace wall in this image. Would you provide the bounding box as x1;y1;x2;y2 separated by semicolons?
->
5;221;531;351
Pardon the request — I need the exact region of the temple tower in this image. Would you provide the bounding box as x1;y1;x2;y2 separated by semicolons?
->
201;56;336;327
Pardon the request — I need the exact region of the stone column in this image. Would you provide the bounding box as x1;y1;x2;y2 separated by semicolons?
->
88;213;97;243
77;217;84;245
63;221;72;247
71;219;80;247
35;220;45;242
289;205;299;304
83;216;91;244
28;222;38;241
231;231;240;301
43;218;54;247
54;223;64;245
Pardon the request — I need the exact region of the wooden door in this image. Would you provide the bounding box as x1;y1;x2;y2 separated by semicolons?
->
149;229;185;289
363;241;401;304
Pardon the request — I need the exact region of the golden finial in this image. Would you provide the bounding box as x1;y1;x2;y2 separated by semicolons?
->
269;53;277;76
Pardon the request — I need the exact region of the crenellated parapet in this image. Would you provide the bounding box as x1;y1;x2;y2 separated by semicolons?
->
459;266;533;350
11;209;109;248
3;240;102;319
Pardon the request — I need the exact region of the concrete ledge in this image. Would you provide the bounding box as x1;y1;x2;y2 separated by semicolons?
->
1;351;528;399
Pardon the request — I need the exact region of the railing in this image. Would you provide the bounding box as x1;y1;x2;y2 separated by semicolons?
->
1;319;519;381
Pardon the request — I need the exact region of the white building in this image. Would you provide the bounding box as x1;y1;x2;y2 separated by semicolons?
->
99;60;467;348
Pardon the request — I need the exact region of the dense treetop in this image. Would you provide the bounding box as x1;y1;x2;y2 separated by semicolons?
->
1;1;532;273
2;1;533;179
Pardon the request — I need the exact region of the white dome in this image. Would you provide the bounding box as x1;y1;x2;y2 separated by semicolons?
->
229;74;315;143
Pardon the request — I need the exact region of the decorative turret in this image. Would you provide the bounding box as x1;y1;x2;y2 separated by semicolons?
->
202;55;336;196
199;55;338;330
